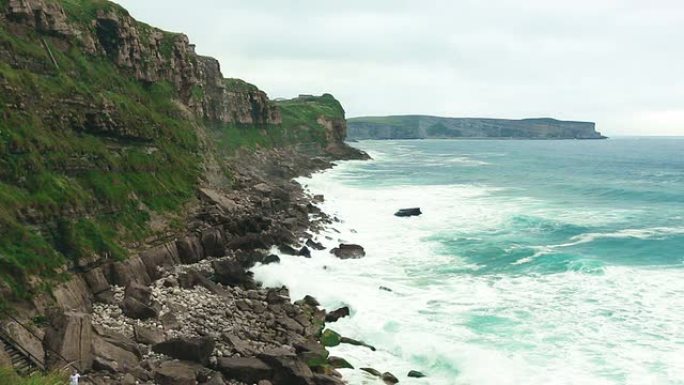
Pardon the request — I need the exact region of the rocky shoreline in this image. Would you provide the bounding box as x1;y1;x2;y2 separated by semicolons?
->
1;145;399;385
0;1;411;383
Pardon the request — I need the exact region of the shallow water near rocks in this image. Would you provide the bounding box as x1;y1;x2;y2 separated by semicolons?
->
253;138;684;385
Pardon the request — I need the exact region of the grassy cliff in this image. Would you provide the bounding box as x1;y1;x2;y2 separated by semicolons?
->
0;0;349;305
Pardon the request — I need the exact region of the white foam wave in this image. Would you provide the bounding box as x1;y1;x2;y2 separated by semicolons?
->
252;151;684;385
524;227;684;261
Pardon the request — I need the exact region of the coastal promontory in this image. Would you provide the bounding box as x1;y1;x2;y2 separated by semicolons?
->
347;115;606;140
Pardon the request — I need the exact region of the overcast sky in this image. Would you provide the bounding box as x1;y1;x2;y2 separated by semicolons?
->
116;0;684;136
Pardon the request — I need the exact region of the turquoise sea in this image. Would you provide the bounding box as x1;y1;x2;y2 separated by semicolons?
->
254;138;684;385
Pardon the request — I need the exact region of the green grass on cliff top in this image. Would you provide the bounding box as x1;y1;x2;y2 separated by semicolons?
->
277;93;344;131
210;94;343;154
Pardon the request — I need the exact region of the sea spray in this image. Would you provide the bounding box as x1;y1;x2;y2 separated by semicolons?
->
253;138;684;385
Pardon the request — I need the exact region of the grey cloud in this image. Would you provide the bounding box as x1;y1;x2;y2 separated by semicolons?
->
116;0;684;135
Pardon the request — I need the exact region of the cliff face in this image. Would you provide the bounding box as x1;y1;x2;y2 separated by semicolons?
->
0;0;358;301
347;116;606;140
0;2;368;384
4;0;280;126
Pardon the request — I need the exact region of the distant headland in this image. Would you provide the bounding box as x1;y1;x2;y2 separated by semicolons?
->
347;115;607;140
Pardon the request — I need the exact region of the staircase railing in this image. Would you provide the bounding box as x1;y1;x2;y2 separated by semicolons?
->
0;328;45;373
0;311;82;374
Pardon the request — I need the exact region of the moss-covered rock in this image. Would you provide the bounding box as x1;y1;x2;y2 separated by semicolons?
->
320;329;342;347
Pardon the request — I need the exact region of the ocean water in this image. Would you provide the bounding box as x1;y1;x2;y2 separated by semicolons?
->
253;138;684;385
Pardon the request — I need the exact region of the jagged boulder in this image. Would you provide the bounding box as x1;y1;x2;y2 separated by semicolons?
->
179;269;226;296
294;340;329;368
121;282;159;320
154;361;202;385
177;235;205;264
152;337;215;365
216;357;272;384
201;228;226;258
91;331;141;373
382;372;399;384
258;352;315;385
298;246;312;258
320;330;341;347
212;259;254;287
306;239;326;250
107;255;152;287
43;311;93;371
140;242;180;280
330;244;365;259
83;267;111;295
327;356;353;369
133;325;165;345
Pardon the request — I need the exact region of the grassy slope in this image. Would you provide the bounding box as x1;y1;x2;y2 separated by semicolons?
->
0;368;67;385
0;1;346;305
0;1;197;302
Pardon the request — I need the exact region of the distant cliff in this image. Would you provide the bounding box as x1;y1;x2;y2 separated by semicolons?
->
347;115;606;140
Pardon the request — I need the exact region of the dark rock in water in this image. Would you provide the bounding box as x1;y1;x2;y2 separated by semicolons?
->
408;370;427;378
152;337;215;365
382;372;399;384
325;306;350;323
361;368;382;377
216;357;272;384
306;239;326;250
395;208;422;217
298;246;312;258
379;286;393;292
212;259;254;287
330;244;366;259
340;337;375;351
279;244;299;255
122;282;159;320
313;194;325;203
263;254;281;265
327;356;354;369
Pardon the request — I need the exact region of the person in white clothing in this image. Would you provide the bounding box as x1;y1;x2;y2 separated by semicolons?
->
69;370;80;385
